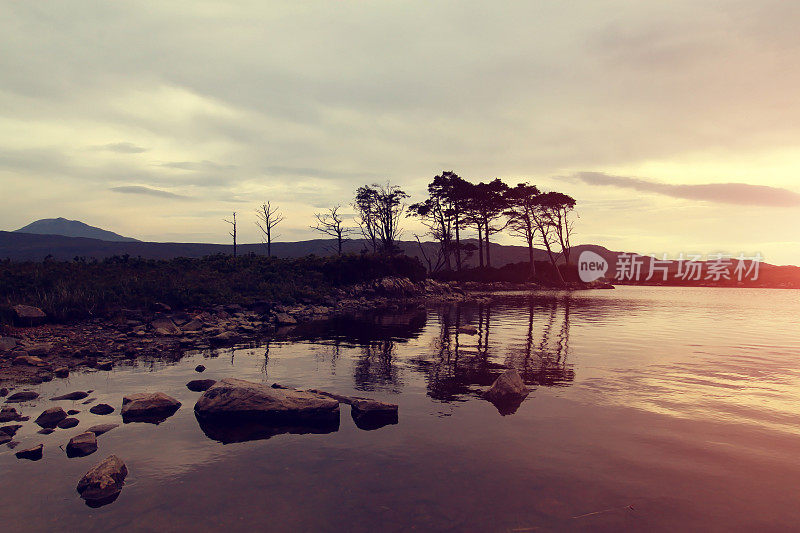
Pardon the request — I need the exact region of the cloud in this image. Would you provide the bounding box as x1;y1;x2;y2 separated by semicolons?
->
574;172;800;207
159;160;237;172
94;142;148;153
109;185;189;199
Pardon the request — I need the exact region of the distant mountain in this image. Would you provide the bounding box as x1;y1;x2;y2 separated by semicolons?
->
14;218;139;242
0;231;797;288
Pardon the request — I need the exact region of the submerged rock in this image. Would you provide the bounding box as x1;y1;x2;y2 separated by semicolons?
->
194;378;340;443
121;392;181;424
89;403;115;415
51;391;89;401
1;424;22;437
86;423;119;436
457;326;478;335
58;417;80;429
76;455;127;507
350;398;399;431
15;443;43;460
35;407;68;428
67;432;98;458
484;369;529;415
37;428;55;435
186;379;216;392
0;433;10;445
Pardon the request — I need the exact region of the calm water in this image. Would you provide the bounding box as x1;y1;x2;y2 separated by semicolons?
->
2;287;800;532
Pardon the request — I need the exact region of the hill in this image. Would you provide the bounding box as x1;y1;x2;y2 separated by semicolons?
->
14;218;139;242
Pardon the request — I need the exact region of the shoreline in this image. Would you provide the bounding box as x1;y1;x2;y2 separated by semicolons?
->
0;277;613;387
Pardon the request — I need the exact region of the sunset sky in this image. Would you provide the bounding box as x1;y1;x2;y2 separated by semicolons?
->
2;1;799;264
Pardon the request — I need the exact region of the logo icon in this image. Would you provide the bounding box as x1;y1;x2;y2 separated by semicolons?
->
578;250;608;282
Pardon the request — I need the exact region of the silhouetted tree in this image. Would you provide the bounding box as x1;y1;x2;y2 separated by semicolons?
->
223;212;237;257
353;182;408;254
255;202;283;257
504;182;542;278
527;192;578;284
542;192;577;265
311;205;354;255
465;179;509;268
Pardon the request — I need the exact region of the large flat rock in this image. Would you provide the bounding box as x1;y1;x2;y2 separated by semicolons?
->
194;378;340;443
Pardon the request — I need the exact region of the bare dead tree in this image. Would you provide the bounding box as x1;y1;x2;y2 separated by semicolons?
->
223;212;237;257
255;202;284;257
311;205;354;255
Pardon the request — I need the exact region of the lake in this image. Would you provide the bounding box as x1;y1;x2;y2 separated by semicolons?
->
2;286;799;532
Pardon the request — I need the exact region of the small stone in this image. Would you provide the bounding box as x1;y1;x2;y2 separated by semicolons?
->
97;360;113;371
57;417;80;429
35;407;68;428
54;367;70;378
51;391;89;401
12;305;46;326
1;424;22;436
15;443;43;460
82;398;97;405
68;409;80;415
0;406;21;422
209;331;240;345
195;364;206;373
89;404;114;415
26;343;53;357
86;423;119;436
66;432;98;458
186;379;216;392
12;355;45;367
350;398;399;431
6;391;39;403
0;387;7;397
0;337;19;352
38;428;55;435
274;312;298;325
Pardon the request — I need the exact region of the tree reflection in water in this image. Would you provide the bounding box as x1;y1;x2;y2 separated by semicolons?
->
276;298;576;403
412;297;575;403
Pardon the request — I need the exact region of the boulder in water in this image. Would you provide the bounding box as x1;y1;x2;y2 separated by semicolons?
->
76;455;127;507
484;369;529;415
35;407;68;428
67;432;98;458
121;392;181;424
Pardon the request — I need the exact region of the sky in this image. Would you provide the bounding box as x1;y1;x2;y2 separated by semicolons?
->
2;1;799;264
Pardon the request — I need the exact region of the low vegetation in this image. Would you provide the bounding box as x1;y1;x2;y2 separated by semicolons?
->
0;253;426;323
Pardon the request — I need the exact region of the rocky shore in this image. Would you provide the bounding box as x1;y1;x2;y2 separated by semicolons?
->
0;277;465;385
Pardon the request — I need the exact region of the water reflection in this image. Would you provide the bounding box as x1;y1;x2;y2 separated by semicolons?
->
409;298;576;405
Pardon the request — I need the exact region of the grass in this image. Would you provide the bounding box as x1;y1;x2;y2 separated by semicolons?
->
0;253;427;323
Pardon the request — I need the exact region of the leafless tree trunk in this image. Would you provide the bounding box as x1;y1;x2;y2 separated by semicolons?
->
311;205;354;255
255;202;284;257
223;212;237;257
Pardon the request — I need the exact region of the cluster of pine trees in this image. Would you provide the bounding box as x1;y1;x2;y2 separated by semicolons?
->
406;171;576;281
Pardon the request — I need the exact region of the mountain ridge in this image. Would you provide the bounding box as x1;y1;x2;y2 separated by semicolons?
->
14;217;139;242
